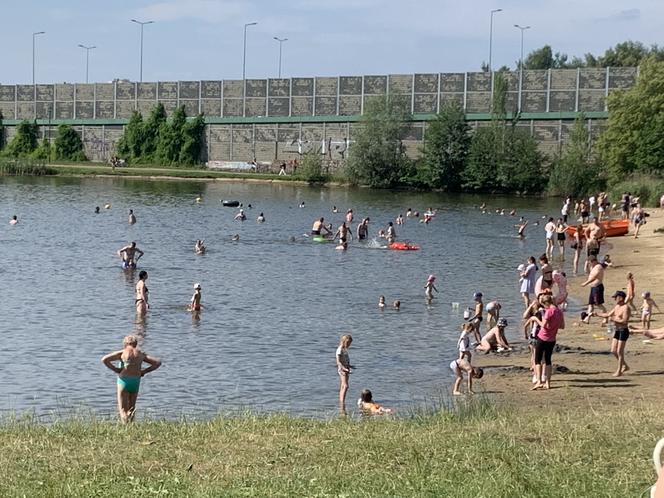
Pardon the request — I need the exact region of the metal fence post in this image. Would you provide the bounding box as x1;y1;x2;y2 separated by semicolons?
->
463;73;468;111
575;67;580;112
411;74;415;113
546;69;551;113
73;83;77;119
436;73;441;114
604;67;610;111
113;80;117;118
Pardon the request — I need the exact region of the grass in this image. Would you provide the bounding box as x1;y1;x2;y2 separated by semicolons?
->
0;157;56;176
609;174;664;208
0;400;659;497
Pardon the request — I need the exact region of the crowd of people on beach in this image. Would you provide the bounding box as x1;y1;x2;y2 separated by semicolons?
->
11;186;651;422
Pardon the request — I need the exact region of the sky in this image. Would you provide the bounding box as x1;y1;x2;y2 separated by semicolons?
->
0;0;661;84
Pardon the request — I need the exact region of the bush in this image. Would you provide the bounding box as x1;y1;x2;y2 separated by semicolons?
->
608;174;664;207
5;120;38;158
296;150;327;184
54;125;87;161
31;139;52;162
0;157;56;176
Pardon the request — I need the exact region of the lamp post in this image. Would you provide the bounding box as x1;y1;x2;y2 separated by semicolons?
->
514;24;530;112
32;31;45;86
488;9;502;72
273;37;288;78
78;44;96;84
242;22;258;117
130;19;154;82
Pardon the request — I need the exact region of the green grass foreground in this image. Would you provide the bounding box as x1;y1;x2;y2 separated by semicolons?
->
0;402;659;497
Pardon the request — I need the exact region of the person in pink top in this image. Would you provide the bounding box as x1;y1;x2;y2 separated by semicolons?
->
526;294;565;391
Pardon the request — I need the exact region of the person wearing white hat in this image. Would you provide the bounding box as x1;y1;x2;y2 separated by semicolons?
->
189;283;203;312
424;274;438;302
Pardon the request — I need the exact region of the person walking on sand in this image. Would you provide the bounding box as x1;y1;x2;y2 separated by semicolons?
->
625;273;637;311
520;256;538;308
424;274;438;301
593;291;631;377
581;256;606;324
450;357;483;396
336;334;354;412
526;294;564;391
640;291;661;330
101;335;161;423
135;270;149;315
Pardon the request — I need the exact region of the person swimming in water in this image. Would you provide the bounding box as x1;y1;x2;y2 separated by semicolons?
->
311;217;332;236
257;212;265;223
378;296;386;308
189;283;203;312
194;239;206;255
357;218;369;240
128;209;136;225
234;209;246;221
101;334;161;423
9;215;18;225
118;242;144;269
95;206;100;214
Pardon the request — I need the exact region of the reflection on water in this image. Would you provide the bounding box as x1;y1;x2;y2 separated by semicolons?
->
0;177;563;419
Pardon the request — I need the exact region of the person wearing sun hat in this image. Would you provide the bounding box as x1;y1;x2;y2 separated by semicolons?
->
593;290;631;377
424;274;438;301
189;283;203;312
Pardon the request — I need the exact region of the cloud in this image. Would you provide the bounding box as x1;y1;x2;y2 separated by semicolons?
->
134;0;248;23
609;8;641;21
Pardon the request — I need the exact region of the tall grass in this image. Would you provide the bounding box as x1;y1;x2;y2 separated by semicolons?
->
609;173;664;207
0;401;659;497
0;157;57;176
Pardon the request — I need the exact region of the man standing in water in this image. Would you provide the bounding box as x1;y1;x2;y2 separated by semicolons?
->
128;209;137;225
357;218;369;240
581;256;606;324
118;242;144;269
593;291;631;376
334;221;352;246
386;222;396;243
311;217;332;236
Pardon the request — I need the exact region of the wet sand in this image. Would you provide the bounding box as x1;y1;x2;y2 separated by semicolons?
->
481;208;664;411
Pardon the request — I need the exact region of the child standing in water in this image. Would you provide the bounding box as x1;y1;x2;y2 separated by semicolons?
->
641;292;660;329
188;283;203;312
378;296;386;309
424;275;438;301
336;334;353;412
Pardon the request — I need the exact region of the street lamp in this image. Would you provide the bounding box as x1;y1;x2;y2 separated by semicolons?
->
273;37;288;78
514;24;530;112
242;22;258;117
130;19;154;82
32;31;45;86
78;44;97;84
488;9;502;72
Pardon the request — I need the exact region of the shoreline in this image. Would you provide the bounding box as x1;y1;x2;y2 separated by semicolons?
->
483;208;664;411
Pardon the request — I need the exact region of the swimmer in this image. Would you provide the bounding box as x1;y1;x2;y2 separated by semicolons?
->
9;215;18;225
231;234;240;241
386;222;396;243
333;221;352;246
234;209;246;221
393;300;400;310
406;208;412;218
101;334;161;423
640;291;660;329
424;275;438;301
378;296;386;309
357;389;393;415
336;334;354;412
135;271;149;315
299;202;305;208
396;214;404;225
95;206;100;214
332;206;338;213
128;209;136;225
516;220;528;239
311;217;332;236
257;212;265;223
195;196;202;203
345;209;354;224
357;218;369;240
188;283;203;312
450;357;483;395
194;239;206;255
104;204;111;209
118;241;144;269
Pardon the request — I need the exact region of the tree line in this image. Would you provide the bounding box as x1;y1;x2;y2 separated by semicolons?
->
335;57;664;205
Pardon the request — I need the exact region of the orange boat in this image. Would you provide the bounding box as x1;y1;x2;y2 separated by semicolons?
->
388;241;420;251
565;219;629;238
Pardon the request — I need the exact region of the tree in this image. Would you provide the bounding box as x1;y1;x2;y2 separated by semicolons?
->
522;45;574;70
0;110;5;151
548;116;601;196
141;103;167;160
156;105;187;164
420;103;470;190
6;120;38;158
296;149;327;184
116;111;144;160
54;125;86;161
598;57;664;181
179;114;206;165
597;41;664;67
31;138;52;162
344;96;412;188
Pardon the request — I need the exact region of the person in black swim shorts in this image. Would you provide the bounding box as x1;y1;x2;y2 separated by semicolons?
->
593;290;631;377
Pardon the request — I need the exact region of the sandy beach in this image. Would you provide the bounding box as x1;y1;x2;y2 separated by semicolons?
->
483;208;664;411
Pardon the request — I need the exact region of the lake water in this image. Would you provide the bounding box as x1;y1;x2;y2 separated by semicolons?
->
0;177;563;419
